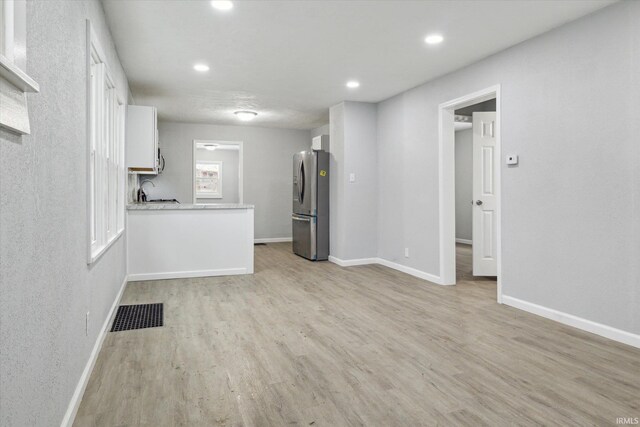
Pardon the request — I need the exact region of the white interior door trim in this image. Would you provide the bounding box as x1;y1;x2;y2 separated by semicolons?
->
438;85;502;302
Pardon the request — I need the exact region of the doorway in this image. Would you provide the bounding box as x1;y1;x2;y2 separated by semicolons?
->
192;140;244;205
438;85;502;302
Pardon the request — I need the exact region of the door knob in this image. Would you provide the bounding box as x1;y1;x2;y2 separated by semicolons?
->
476;200;483;206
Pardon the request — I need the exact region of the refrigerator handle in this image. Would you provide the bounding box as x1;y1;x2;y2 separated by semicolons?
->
299;160;305;204
296;160;302;203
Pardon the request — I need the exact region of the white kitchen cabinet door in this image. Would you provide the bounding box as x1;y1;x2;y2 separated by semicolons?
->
126;105;158;174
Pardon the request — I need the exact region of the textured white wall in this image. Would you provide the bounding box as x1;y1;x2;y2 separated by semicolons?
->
0;1;129;425
375;1;639;334
142;122;310;239
455;129;472;241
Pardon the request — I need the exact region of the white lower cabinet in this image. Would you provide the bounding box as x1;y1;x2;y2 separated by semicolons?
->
127;206;255;281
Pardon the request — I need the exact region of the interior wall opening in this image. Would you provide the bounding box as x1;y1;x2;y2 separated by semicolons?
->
454;98;497;287
193;140;244;205
439;85;501;301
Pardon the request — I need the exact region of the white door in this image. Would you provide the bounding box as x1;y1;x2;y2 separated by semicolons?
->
472;112;497;276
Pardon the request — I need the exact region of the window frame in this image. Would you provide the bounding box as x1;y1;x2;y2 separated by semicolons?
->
87;20;125;264
0;0;37;87
0;0;39;136
1;0;14;62
194;160;223;200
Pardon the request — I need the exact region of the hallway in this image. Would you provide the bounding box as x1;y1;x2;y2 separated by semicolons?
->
456;242;497;284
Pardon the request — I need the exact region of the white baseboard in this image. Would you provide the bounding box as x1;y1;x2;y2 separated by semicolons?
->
455;238;472;245
329;256;444;285
127;268;248;282
60;274;128;427
328;255;378;267
254;237;292;244
502;295;640;349
376;258;444;285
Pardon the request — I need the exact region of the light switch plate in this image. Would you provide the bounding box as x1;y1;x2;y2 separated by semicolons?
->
506;155;519;165
349;173;356;183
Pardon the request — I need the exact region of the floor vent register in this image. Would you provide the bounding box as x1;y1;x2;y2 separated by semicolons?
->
110;303;163;332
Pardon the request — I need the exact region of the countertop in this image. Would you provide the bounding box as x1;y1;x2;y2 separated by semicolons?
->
127;203;254;211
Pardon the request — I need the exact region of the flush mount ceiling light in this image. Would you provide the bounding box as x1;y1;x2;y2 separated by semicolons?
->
193;63;210;72
211;1;233;11
204;144;218;151
346;81;360;88
234;111;258;121
425;34;444;45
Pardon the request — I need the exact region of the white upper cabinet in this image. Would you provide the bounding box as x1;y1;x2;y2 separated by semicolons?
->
126;105;158;174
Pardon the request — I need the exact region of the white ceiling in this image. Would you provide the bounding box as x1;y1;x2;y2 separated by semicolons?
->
102;0;614;130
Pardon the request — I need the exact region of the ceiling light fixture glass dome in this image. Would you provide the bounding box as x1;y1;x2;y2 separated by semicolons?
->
193;63;210;72
234;111;258;121
211;1;233;11
425;34;444;45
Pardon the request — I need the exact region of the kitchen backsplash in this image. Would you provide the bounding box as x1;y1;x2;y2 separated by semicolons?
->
128;174;139;204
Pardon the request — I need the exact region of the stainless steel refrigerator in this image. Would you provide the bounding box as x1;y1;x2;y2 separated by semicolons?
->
292;150;329;260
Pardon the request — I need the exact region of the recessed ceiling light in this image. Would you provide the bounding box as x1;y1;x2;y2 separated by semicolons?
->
234;111;258;121
425;34;444;45
346;81;360;88
193;63;210;72
211;1;233;11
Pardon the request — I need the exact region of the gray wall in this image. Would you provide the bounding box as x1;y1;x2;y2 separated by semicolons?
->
375;1;639;334
311;123;330;139
195;148;240;204
329;104;346;258
0;1;129;425
344;102;378;260
329;102;378;260
455;129;472;241
143;122;310;239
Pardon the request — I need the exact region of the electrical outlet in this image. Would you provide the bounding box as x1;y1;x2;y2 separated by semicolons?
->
404;248;409;258
86;312;90;336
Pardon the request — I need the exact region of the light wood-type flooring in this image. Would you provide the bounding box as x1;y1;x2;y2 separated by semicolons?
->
74;243;640;426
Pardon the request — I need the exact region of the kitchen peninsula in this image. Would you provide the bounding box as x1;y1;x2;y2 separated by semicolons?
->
127;203;254;281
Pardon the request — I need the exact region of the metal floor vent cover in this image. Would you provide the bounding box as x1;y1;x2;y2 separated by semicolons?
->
254;243;267;246
111;303;163;332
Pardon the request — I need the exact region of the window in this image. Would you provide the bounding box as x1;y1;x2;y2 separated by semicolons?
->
1;0;28;66
0;0;39;135
195;160;223;199
1;0;11;60
88;21;125;263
